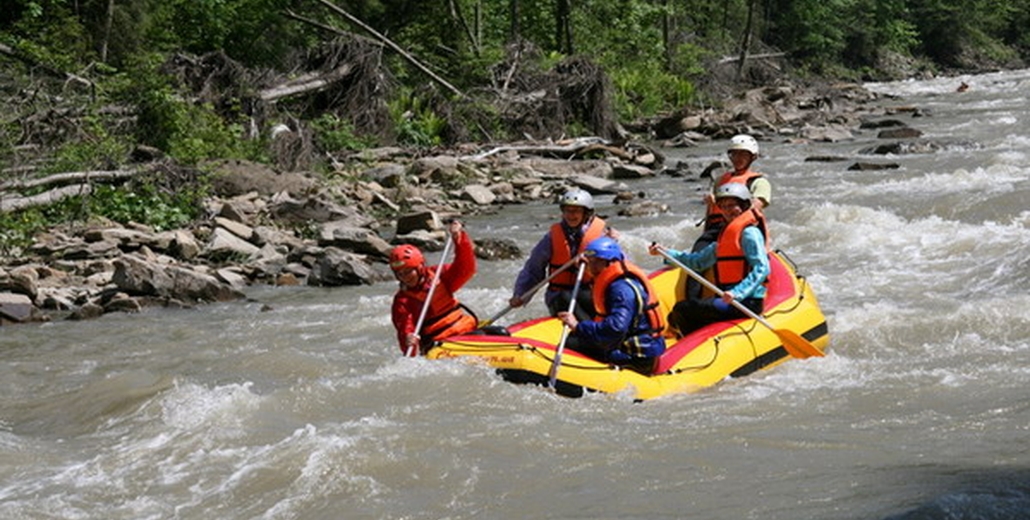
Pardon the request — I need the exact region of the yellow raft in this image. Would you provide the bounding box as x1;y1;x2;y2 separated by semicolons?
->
426;250;829;400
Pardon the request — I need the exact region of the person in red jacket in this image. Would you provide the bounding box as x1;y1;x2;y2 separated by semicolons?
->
390;220;477;356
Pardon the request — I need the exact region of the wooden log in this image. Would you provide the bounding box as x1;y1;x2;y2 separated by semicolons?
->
0;169;139;191
466;137;609;160
1;184;94;213
257;64;355;102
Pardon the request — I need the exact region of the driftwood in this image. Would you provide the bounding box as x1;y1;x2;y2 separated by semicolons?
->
0;169;140;191
467;136;609;160
1;184;94;213
258;63;356;102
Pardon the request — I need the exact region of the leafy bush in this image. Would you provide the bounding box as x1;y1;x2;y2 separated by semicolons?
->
612;66;696;120
311;114;374;153
389;92;446;148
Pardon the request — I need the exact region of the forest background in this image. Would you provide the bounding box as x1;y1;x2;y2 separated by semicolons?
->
1;0;1028;254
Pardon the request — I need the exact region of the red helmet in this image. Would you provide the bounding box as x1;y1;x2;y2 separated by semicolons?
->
389;244;424;270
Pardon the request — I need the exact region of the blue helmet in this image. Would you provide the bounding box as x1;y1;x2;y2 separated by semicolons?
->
583;237;623;261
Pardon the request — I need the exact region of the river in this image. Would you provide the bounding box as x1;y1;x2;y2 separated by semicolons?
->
2;68;1029;519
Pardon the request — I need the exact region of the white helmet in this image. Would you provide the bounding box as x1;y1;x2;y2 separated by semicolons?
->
728;134;759;156
558;189;594;210
714;182;752;205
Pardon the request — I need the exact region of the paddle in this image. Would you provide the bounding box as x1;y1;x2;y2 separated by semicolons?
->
653;245;823;359
547;260;588;389
405;232;455;357
477;255;581;329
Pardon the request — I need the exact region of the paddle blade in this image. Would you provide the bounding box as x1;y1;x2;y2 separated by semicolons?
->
774;329;824;359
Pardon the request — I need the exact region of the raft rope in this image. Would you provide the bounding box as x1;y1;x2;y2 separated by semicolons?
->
663;322;759;375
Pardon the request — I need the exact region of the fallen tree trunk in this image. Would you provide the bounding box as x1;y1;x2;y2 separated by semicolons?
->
1;184;94;213
0;169;140;191
466;137;609;160
258;63;355;102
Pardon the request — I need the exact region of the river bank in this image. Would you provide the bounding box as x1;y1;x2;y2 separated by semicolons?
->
0;76;955;326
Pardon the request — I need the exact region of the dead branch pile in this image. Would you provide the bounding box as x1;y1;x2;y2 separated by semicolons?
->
473;42;621;141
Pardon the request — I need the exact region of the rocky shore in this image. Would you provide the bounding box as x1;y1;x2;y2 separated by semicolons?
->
0;79;956;326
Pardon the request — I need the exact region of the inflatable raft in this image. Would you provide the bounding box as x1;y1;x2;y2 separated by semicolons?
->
426;250;829;400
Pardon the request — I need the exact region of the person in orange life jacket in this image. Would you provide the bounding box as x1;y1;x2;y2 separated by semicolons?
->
650;183;770;336
389;220;477;355
687;134;772;303
509;189;617;321
557;237;666;372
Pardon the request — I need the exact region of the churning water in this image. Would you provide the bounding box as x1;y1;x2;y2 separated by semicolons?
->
2;69;1029;519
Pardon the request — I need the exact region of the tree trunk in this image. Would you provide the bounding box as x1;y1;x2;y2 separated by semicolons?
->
101;0;115;63
556;0;573;54
510;0;521;41
736;0;757;80
449;0;480;56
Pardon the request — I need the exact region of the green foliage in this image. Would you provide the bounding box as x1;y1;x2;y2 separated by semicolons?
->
1;0;91;69
0;207;49;256
86;184;202;231
612;66;695;120
310;114;374;153
388;93;446;148
117;54;260;165
46;116;131;174
0;180;204;254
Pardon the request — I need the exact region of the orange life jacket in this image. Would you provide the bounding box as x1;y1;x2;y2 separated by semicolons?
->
705;170;764;229
591;260;665;352
548;217;606;290
401;266;476;343
713;207;769;288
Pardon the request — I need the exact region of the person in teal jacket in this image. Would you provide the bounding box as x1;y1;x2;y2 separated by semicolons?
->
649;183;770;336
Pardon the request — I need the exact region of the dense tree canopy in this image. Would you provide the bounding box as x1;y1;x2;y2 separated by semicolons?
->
1;0;1026;252
1;0;1027;158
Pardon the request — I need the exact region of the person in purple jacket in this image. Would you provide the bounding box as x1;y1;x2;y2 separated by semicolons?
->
508;189;612;321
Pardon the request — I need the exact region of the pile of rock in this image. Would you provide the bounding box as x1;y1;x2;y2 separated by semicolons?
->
0;139;671;326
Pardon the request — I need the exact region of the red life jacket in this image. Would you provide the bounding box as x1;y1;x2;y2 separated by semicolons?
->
713;208;769;288
548;217;606;290
705;170;764;229
591;260;665;344
400;266;476;343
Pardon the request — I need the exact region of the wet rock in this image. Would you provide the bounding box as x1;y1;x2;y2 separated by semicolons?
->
395;211;443;236
204;228;261;259
364;163;407;188
216;267;249;289
475;238;521;260
569;174;625;194
2;265;39;300
103;293;142;313
799;124;854;142
859;118;907;129
848;162;901;171
318;222;391;257
170;230;201;260
214;217;256;243
611;163;655;179
112;254;244;303
67;302;104;320
461;184;496;205
877;127;923;139
0;292;36;323
307;247;378;286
